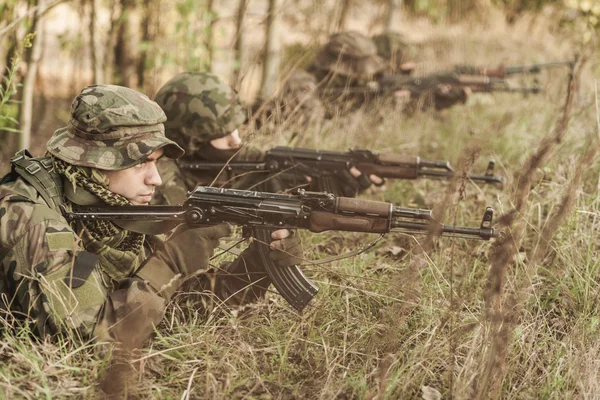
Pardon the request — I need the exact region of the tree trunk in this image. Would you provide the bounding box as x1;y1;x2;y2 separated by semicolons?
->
19;0;47;151
89;0;103;84
385;0;402;31
137;0;152;89
113;0;136;87
104;0;119;83
334;0;351;32
205;0;215;73
259;0;281;100
231;0;248;88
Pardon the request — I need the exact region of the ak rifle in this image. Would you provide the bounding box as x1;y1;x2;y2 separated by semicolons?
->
178;146;505;187
453;57;577;79
319;73;543;96
64;186;497;312
377;73;543;94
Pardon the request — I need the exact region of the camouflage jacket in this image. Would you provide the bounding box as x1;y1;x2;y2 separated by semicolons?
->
0;164;165;342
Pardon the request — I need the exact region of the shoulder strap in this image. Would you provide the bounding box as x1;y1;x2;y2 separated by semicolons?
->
9;149;64;212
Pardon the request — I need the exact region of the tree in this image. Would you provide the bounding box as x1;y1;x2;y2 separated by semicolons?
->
89;0;103;84
259;0;282;100
231;0;248;88
20;0;47;150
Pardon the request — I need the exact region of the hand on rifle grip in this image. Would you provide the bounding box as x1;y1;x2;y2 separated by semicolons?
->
269;229;304;268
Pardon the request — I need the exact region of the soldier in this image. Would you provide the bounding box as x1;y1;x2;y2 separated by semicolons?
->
371;31;417;76
0;84;302;349
152;71;382;206
251;69;325;145
372;31;471;112
308;30;386;88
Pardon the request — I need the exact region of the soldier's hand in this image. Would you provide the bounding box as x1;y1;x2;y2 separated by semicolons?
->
349;166;384;186
434;84;470;111
269;229;303;267
157;223;232;276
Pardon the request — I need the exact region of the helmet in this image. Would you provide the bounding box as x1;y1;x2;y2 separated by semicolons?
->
312;31;385;78
154;72;247;150
372;31;417;70
47;84;183;170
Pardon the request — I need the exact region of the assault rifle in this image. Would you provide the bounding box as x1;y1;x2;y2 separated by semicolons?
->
377;73;543;94
178;146;505;188
453;57;577;79
319;73;543;96
64;186;497;312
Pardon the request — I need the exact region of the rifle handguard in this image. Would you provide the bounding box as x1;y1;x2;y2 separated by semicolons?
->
336;197;392;216
309;211;389;233
356;153;419;179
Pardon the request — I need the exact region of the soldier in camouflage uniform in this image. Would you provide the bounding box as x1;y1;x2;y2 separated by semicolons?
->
371;31;417;76
153;72;382;205
372;31;471;112
308;31;386;88
0;84;302;348
251;69;325;146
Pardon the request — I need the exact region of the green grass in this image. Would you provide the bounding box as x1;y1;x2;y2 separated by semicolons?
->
2;13;599;400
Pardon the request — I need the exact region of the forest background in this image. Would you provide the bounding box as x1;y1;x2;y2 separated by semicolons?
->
0;0;599;398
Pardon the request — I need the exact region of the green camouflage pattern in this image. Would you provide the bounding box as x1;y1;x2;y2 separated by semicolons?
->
311;31;386;79
372;31;418;72
0;176;166;342
154;72;248;150
47;84;184;171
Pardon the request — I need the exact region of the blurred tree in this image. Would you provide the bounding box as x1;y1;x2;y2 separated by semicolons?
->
332;0;352;32
113;0;136;87
260;0;282;99
231;0;248;89
137;0;154;90
89;0;103;84
20;0;47;150
385;0;403;31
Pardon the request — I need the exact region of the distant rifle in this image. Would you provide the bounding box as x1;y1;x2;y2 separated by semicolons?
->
376;73;543;94
64;186;497;312
178;146;505;189
453;57;577;79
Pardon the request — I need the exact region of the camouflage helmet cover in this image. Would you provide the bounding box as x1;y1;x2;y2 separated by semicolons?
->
46;84;184;171
372;31;417;66
312;31;386;78
154;72;247;149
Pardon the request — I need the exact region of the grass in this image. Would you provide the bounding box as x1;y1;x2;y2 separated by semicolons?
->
2;10;600;400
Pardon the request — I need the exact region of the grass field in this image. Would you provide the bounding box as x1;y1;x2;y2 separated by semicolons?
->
1;10;599;400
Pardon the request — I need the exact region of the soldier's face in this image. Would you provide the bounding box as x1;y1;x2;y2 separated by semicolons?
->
210;129;242;150
103;148;164;205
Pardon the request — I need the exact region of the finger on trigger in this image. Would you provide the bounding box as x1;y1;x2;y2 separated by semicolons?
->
369;174;384;185
349;166;361;178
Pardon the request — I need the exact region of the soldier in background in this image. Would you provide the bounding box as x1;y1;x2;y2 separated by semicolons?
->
251;70;325;146
371;31;417;76
153;72;382;206
372;31;471;112
0;85;302;350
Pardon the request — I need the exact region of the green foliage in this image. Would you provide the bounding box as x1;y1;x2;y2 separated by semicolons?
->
0;32;34;134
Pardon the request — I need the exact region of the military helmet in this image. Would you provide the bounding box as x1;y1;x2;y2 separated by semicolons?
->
312;31;386;78
46;84;184;171
372;31;417;69
154;72;247;150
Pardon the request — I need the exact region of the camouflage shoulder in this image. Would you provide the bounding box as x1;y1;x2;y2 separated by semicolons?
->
1;177;71;252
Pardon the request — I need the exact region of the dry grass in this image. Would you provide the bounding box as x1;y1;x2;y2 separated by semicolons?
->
2;8;600;400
